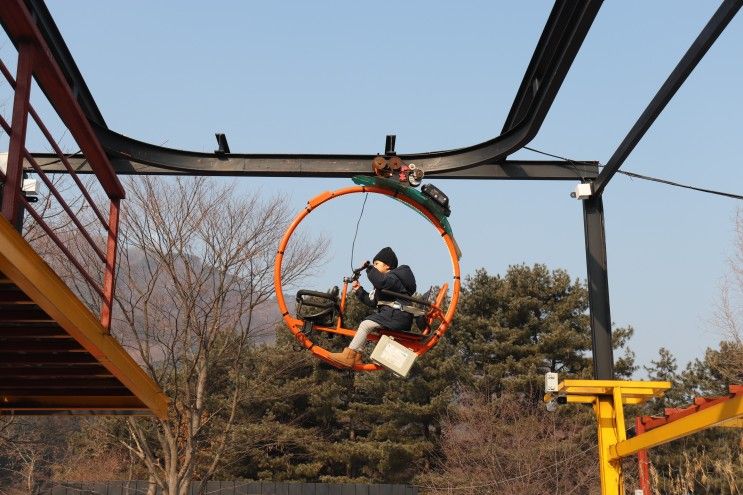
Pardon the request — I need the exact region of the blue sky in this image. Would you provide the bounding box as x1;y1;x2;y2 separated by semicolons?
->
10;1;743;372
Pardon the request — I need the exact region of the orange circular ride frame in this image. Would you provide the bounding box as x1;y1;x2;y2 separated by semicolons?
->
274;185;461;371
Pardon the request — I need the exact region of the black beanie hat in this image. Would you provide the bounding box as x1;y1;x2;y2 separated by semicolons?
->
373;247;398;269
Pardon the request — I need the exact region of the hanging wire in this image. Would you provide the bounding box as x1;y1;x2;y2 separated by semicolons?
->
523;145;743;200
612;169;743;200
350;193;369;271
524;145;589;182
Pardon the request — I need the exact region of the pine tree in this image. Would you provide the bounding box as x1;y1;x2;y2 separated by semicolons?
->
640;346;743;494
449;264;635;399
643;347;688;413
224;287;468;483
225;263;637;485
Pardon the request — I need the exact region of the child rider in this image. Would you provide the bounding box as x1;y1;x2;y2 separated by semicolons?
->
328;247;417;367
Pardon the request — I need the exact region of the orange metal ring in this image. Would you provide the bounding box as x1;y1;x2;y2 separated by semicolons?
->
274;185;461;371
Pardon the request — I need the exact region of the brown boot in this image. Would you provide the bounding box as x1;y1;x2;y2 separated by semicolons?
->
328;347;362;368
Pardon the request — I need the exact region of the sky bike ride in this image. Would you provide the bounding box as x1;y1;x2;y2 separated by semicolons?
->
274;156;461;375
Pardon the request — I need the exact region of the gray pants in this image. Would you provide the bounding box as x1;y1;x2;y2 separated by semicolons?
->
349;319;382;351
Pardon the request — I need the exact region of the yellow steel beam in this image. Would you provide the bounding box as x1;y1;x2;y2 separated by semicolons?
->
613;386;627;443
609;391;743;460
559;379;671;400
719;417;743;428
555;395;649;405
545;380;671;406
0;217;168;418
544;379;673;495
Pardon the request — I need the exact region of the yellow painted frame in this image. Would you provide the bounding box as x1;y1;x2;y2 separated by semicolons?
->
545;379;671;495
545;379;743;495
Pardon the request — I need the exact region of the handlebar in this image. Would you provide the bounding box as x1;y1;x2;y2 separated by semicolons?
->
344;260;370;283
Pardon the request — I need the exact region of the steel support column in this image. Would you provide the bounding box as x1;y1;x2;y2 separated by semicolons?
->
596;396;623;495
1;43;34;229
100;198;120;331
544;380;671;495
635;417;651;495
583;195;614;379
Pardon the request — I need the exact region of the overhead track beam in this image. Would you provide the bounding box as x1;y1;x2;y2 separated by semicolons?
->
501;0;601;134
29;153;599;180
21;0;601;177
591;0;742;196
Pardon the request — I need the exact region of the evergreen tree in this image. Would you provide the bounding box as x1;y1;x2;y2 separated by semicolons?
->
683;340;743;397
449;264;635;399
228;264;637;484
416;392;599;495
640;345;743;494
643;347;688;413
226;290;467;483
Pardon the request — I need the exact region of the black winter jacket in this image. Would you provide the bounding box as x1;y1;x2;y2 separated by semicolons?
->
355;265;417;331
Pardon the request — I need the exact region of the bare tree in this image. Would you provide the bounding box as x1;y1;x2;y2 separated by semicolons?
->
0;418;71;495
22;171;107;316
0;170;105;495
713;209;743;382
112;176;325;495
416;392;598;495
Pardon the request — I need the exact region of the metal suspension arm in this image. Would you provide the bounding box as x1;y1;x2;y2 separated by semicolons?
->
591;0;742;196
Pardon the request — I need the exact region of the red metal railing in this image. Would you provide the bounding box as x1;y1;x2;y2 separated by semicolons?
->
0;2;124;331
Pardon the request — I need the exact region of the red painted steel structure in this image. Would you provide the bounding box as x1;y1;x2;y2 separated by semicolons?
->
0;0;124;329
0;0;124;198
1;43;33;227
635;385;743;494
634;417;652;495
100;199;120;331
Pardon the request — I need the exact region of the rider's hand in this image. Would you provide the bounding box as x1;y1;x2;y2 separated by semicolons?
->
352;280;361;291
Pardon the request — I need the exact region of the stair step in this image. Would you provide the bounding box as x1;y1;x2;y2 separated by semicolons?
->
0;308;54;322
0;387;132;396
0;289;33;304
1;377;124;388
0;364;112;378
0;352;99;365
0;339;84;352
0;324;67;337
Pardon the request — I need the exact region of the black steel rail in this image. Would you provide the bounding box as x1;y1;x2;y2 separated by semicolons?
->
592;0;743;196
21;0;602;179
31;151;598;180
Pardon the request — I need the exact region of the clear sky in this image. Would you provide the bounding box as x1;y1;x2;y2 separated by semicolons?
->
8;1;743;373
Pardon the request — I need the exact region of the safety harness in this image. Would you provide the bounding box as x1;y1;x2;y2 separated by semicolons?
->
377;299;426;317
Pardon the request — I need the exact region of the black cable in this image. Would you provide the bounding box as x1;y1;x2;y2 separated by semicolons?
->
616;169;743;200
350;193;369;271
523;145;589;181
524;146;743;200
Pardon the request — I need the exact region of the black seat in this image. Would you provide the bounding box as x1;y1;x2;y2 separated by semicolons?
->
295;287;340;325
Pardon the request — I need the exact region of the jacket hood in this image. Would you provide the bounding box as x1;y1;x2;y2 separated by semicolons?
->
390;265;416;294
